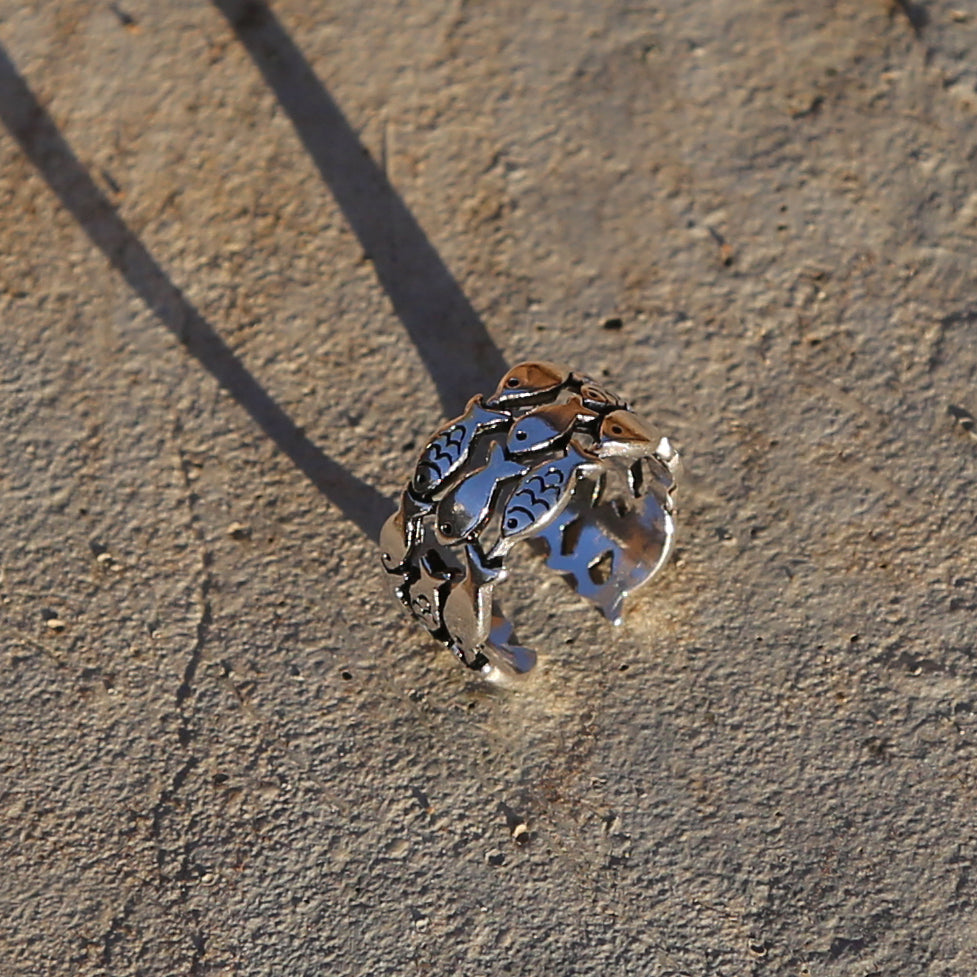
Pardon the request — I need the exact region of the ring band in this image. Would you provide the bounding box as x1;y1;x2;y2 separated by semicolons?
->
379;362;679;676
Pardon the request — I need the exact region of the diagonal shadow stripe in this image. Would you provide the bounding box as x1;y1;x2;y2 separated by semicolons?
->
210;0;509;417
0;45;392;541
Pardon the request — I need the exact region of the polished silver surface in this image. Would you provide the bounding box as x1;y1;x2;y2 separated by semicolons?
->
379;361;680;676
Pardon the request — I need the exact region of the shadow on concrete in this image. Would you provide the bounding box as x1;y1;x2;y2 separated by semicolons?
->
0;45;392;540
892;0;928;33
211;0;509;417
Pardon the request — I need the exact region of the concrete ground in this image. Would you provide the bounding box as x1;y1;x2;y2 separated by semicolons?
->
1;1;975;974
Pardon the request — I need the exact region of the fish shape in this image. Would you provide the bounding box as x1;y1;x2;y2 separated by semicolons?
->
496;442;602;548
486;361;569;407
595;410;680;499
379;490;434;572
532;491;675;625
440;544;504;663
436;441;528;543
412;395;511;499
505;396;598;457
570;372;627;411
405;554;455;635
594;409;658;460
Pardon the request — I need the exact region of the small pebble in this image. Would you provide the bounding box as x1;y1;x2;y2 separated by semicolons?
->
485;849;505;866
948;405;976;440
227;522;251;540
45;618;66;632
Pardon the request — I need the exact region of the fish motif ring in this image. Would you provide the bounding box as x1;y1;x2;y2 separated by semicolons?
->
379;362;679;677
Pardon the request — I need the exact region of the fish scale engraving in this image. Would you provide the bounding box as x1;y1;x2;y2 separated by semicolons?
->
412;396;511;498
504;470;566;534
498;445;601;544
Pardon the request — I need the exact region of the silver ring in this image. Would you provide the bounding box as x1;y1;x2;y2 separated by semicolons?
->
379;361;679;677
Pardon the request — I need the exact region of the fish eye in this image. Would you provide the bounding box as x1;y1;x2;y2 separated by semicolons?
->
515;430;528;440
610;425;624;436
506;518;519;529
506;377;520;387
439;522;452;534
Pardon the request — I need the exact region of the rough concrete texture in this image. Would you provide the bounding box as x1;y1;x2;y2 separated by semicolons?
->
1;1;976;974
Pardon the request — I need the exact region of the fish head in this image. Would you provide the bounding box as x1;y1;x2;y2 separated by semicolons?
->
379;510;410;571
488;361;568;405
500;504;538;539
579;380;625;410
411;462;441;498
508;397;598;454
435;499;472;543
506;408;564;455
596;409;658;458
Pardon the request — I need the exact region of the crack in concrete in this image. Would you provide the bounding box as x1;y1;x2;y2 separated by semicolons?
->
145;757;211;972
149;756;200;864
172;420;215;748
